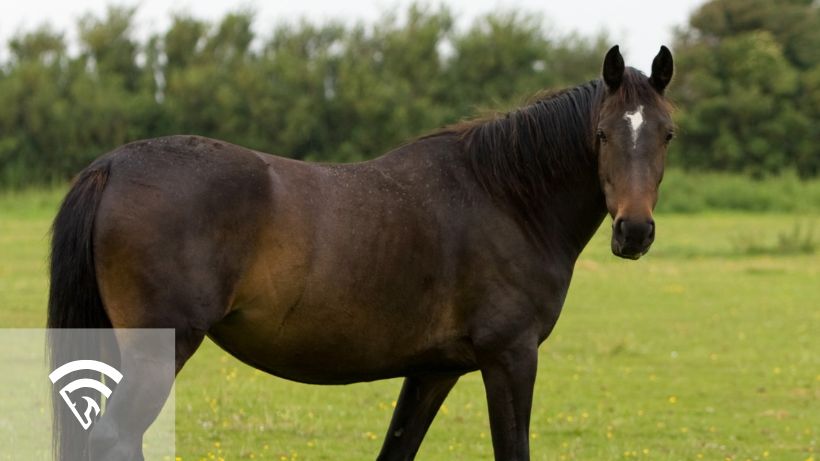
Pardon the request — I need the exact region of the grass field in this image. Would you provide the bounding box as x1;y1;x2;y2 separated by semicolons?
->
0;189;818;461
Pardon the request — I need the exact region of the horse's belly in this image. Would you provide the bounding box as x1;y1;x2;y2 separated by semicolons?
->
206;304;476;385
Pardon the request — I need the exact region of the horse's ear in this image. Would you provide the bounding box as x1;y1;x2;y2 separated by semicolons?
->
649;45;673;94
602;45;624;91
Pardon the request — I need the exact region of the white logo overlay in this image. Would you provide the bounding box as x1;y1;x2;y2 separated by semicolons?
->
48;360;123;430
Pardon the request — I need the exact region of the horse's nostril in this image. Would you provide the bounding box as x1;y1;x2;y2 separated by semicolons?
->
618;219;628;236
617;218;654;243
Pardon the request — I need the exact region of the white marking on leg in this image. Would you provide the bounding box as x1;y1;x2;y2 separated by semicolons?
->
623;105;644;149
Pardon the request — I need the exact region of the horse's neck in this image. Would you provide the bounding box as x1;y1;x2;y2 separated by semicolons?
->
531;168;608;262
546;174;606;261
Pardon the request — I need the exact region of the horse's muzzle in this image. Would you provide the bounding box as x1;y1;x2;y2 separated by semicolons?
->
611;218;655;260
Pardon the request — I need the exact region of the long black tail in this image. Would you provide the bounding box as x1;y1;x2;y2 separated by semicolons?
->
47;161;114;460
48;162;111;331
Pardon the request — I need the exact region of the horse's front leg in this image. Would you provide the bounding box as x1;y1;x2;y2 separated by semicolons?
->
478;336;538;461
376;374;460;461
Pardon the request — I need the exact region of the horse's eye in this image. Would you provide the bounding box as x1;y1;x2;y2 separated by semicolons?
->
597;129;607;143
665;131;675;143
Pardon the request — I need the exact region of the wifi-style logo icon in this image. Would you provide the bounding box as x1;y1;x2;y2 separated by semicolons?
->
48;360;124;430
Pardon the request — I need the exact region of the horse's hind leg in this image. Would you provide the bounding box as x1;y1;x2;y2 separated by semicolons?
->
376;374;459;461
87;326;206;460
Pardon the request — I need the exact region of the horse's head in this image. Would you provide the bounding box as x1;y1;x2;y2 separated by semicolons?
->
595;45;674;260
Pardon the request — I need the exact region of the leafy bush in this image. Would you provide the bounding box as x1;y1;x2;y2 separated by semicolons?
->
658;169;820;213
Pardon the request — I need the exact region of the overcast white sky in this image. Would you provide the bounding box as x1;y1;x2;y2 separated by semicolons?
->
0;0;706;73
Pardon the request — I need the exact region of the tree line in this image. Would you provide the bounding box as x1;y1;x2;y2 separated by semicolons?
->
673;0;819;178
0;0;817;187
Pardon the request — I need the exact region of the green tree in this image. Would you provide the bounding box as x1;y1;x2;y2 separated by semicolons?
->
688;0;820;70
259;21;345;159
77;6;141;90
0;26;71;185
447;12;606;117
69;6;159;171
328;6;454;160
162;12;261;143
673;0;819;177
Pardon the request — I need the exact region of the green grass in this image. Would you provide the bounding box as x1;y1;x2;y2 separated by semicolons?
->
0;190;818;461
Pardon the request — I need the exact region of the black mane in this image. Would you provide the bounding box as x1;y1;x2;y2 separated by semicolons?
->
460;69;665;193
463;80;604;196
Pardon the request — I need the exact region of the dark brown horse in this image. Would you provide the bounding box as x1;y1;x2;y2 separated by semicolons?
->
48;45;674;460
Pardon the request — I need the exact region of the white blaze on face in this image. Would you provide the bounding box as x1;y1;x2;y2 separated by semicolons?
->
623;105;645;149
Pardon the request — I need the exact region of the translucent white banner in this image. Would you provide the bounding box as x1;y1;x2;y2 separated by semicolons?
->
0;329;175;460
